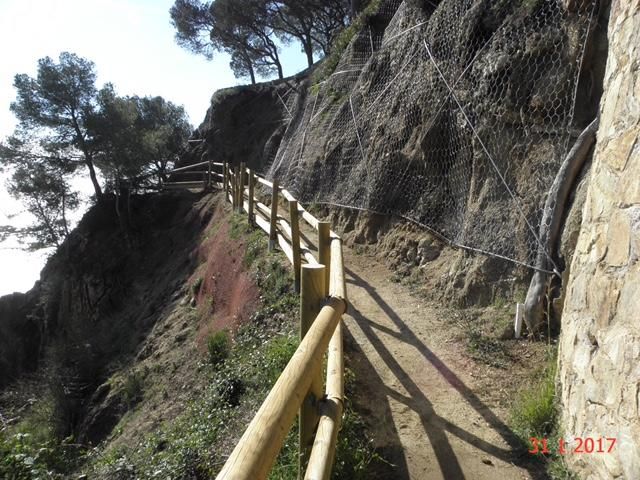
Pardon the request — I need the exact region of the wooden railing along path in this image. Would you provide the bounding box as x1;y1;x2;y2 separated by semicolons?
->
164;161;348;480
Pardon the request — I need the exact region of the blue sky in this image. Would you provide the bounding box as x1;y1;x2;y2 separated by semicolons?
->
0;0;308;296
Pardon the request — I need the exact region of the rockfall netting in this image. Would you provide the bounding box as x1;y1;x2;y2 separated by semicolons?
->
267;0;597;272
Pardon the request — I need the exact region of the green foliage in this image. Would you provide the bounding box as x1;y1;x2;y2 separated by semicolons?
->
263;334;298;384
0;51;192;249
244;229;267;268
332;403;381;479
170;0;349;83
87;318;298;478
228;212;249;239
0;396;83;479
122;370;145;408
89;87;191;189
511;351;558;440
311;0;382;85
510;348;576;479
268;424;298;480
207;330;231;366
4;52;101;197
0;431;54;479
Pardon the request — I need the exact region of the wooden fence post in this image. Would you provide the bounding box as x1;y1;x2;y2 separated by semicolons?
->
248;169;255;226
238;162;246;213
299;264;326;477
290;200;301;293
207;157;213;190
223;162;229;200
235;166;241;211
232;166;238;210
317;222;331;297
269;179;279;252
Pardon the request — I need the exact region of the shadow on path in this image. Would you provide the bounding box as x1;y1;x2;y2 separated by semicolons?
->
344;266;548;480
343;326;411;479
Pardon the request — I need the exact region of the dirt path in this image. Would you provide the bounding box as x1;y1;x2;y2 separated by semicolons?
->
340;247;545;480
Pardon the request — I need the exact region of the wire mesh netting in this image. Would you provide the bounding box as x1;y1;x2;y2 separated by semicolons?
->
267;0;597;272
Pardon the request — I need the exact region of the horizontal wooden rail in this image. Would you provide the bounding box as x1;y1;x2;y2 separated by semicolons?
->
277;231;295;265
169;160;215;174
216;297;346;480
305;322;344;480
329;238;347;302
281;188;296;202
162;160;347;480
163;181;207;189
256;176;274;188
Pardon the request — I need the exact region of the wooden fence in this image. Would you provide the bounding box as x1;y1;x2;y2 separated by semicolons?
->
164;161;348;480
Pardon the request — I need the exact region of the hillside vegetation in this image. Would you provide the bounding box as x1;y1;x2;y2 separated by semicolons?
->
0;193;382;479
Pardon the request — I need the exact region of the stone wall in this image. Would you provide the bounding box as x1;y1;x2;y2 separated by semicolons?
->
558;1;640;478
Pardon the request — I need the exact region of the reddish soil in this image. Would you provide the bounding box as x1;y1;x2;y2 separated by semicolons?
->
193;203;259;350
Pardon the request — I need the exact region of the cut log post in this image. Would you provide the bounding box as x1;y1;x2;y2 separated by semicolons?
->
305;320;344;480
299;264;326;477
248;169;255;226
215;297;346;480
232;167;238;210
269;179;279;252
317;222;331;297
290;200;301;293
235;166;241;212
223;162;229;200
207;158;213;190
238;162;246;214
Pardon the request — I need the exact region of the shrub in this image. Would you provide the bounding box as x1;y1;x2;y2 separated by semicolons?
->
122;370;145;407
207;330;230;366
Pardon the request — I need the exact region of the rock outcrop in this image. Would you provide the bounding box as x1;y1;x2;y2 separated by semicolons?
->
558;0;640;478
190;0;607;306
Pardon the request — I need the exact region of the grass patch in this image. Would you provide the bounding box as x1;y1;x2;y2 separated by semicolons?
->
87;316;299;479
510;347;576;479
207;330;230;366
511;353;557;440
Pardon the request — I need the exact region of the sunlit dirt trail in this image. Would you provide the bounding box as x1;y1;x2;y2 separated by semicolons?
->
339;247;546;480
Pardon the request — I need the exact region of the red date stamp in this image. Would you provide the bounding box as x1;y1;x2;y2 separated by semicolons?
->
528;437;617;455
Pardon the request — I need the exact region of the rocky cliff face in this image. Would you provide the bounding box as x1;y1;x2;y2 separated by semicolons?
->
0;193;212;441
0;290;42;387
192;0;606;306
558;1;640;478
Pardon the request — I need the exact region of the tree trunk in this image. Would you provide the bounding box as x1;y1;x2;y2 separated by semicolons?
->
303;35;314;67
85;158;103;200
523;116;599;333
70;111;103;200
61;187;69;237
